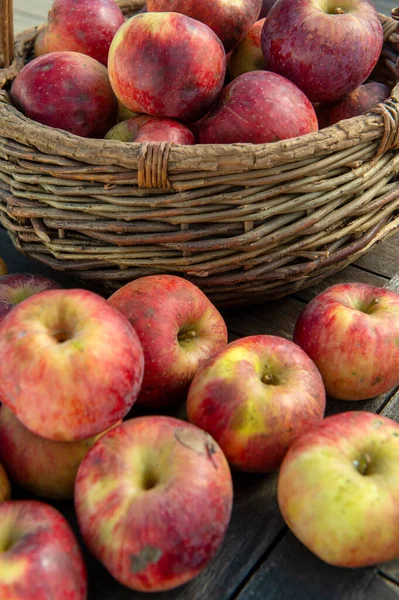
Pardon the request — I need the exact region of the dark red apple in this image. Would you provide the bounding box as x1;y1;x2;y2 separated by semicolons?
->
261;0;384;103
319;82;391;127
199;70;318;144
105;115;195;144
11;51;118;138
108;12;226;122
146;0;262;52
34;0;125;66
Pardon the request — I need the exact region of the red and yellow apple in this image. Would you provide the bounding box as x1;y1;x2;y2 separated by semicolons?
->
261;0;383;102
0;288;144;441
108;12;226;122
105;115;195;144
278;411;399;567
75;415;233;592
0;500;87;598
199;71;318;144
108;274;228;407
11;51;118;138
0;406;120;499
146;0;262;52
293;282;399;400
34;0;124;66
187;335;326;472
0;273;61;322
227;19;266;80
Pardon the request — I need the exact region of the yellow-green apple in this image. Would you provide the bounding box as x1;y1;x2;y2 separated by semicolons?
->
107;12;226;122
108;274;228;408
75;415;233;592
0;288;144;441
11;51;118;138
199;71;318;144
105;115;195;144
0;406;120;500
0;259;6;276
146;0;262;52
259;0;276;17
278;410;399;567
293;283;399;400
227;19;266;80
33;28;46;57
0;463;11;502
261;0;383;102
318;81;391;127
0;500;87;598
186;335;326;472
117;101;137;122
34;0;124;66
0;273;61;322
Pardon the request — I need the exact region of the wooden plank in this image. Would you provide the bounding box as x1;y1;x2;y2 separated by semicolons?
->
355;232;399;279
367;576;399;600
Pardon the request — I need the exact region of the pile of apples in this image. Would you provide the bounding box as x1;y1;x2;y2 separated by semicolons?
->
8;0;391;145
1;261;399;597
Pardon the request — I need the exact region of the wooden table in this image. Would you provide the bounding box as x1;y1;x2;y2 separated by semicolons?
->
3;1;399;598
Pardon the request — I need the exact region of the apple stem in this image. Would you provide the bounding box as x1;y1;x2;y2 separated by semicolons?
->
354;452;372;475
334;7;345;14
178;330;197;342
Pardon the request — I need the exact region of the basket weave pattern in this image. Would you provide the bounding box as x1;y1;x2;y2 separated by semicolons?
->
0;1;399;306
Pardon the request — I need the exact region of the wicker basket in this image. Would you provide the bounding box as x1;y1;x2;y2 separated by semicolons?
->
0;0;399;306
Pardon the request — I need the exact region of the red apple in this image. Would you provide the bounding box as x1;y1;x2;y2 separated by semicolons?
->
0;288;144;441
318;81;391;127
34;0;124;66
146;0;262;52
227;19;266;80
0;463;11;502
293;283;399;400
259;0;277;17
75;415;233;592
261;0;383;103
108;274;228;408
187;335;326;472
199;71;318;144
11;51;118;138
278;411;399;567
0;500;86;599
0;273;61;322
105;115;195;144
0;406;120;499
108;12;226;122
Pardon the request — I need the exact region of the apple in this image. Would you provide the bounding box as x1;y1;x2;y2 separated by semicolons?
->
146;0;262;52
0;273;61;322
11;51;118;138
186;335;326;472
278;410;399;567
261;0;384;103
259;0;277;17
0;500;87;598
0;406;120;500
108;12;226;122
0;258;6;276
293;282;399;401
108;274;228;408
0;463;11;502
318;81;391;127
105;115;195;144
34;0;124;66
227;19;266;80
75;415;233;592
199;71;318;144
0;288;144;441
33;28;46;57
118;101;137;122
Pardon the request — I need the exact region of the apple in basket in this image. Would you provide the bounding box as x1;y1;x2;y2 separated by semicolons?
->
199;71;318;144
227;19;266;81
11;51;118;138
0;273;61;322
34;0;124;66
293;283;399;400
261;0;384;102
186;335;326;472
105;115;195;144
0;405;120;500
0;258;6;276
0;288;144;441
0;501;87;599
278;411;399;567
75;416;233;592
108;274;228;408
107;11;226;122
146;0;262;52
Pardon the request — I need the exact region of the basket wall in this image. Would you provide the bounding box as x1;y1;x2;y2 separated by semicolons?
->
0;1;399;306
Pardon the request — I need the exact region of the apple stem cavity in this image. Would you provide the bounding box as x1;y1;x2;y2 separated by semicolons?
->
178;330;197;343
353;452;373;476
261;368;279;386
334;7;345;14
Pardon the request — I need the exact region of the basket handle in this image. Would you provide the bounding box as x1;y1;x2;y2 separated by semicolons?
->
0;0;14;69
